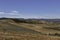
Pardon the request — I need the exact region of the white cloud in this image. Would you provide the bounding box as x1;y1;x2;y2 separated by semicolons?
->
0;12;5;14
12;11;19;13
0;11;24;18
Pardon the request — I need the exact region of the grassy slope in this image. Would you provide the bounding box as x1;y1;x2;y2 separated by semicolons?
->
15;23;60;34
0;19;41;34
0;19;60;40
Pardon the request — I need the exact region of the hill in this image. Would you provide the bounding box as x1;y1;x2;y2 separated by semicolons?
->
0;18;60;40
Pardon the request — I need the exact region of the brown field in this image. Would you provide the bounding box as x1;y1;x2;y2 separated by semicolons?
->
0;32;60;40
0;18;60;40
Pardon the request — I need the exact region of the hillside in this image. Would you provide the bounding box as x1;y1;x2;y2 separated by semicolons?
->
0;18;60;40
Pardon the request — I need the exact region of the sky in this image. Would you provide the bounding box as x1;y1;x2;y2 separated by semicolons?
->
0;0;60;18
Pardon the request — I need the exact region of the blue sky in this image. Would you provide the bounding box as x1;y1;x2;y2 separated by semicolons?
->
0;0;60;18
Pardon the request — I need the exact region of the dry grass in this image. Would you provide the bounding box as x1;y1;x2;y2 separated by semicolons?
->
0;32;60;40
0;19;60;40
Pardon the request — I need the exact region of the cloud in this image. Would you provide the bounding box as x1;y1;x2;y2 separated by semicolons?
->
0;11;24;18
0;12;5;14
0;11;44;18
12;11;19;13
